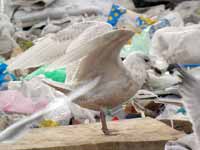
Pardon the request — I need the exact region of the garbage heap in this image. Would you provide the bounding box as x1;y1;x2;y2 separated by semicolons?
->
0;0;200;149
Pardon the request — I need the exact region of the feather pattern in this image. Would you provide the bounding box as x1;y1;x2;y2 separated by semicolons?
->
7;21;99;71
45;29;135;110
65;22;112;84
177;66;200;146
46;22;112;73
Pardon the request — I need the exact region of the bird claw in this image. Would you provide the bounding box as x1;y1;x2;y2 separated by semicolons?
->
102;128;118;136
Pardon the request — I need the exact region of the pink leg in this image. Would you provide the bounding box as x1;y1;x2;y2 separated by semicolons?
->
100;110;110;135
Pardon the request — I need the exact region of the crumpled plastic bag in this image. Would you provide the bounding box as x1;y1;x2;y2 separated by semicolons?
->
0;13;17;55
120;27;151;58
0;90;48;114
0;77;100;143
120;12;183;58
175;1;200;24
12;0;113;28
8;76;99;123
162;12;184;27
8;77;60;102
25;65;67;83
8;77;73;124
150;24;200;65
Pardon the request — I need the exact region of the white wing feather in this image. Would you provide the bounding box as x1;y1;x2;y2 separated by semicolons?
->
46;22;112;73
7;21;99;71
178;67;200;146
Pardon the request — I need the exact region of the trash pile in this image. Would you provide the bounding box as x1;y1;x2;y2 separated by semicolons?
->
0;0;200;149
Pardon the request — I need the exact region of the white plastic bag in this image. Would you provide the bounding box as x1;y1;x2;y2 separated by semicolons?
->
150;24;200;65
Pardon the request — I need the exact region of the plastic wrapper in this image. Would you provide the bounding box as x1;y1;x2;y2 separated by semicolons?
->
0;63;16;90
107;4;127;27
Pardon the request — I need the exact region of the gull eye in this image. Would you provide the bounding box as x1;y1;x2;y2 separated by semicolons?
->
144;57;150;62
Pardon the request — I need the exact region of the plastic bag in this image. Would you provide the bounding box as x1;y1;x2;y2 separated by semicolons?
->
175;1;200;24
150;24;200;65
8;77;60;103
162;12;184;27
0;90;48;114
0;77;100;143
0;14;17;55
120;27;151;58
25;65;67;83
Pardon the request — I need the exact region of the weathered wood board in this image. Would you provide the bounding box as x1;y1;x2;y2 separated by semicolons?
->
160;119;193;134
0;118;184;150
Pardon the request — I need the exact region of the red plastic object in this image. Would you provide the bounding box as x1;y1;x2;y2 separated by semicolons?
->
112;116;119;121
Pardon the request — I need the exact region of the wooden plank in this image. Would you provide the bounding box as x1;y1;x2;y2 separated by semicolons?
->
0;118;184;150
160;119;193;134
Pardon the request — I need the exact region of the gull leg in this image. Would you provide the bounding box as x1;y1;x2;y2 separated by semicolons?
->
100;110;110;135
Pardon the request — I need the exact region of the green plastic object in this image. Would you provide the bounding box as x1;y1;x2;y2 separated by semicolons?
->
120;27;151;58
0;57;5;64
25;65;67;83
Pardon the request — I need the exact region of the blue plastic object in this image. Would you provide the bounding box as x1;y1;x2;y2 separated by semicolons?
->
0;63;16;87
107;4;127;27
181;64;200;69
176;107;186;115
149;19;170;38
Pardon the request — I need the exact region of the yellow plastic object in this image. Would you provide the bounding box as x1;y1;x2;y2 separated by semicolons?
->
16;38;33;51
195;8;200;15
127;39;132;45
39;120;59;128
140;16;157;25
